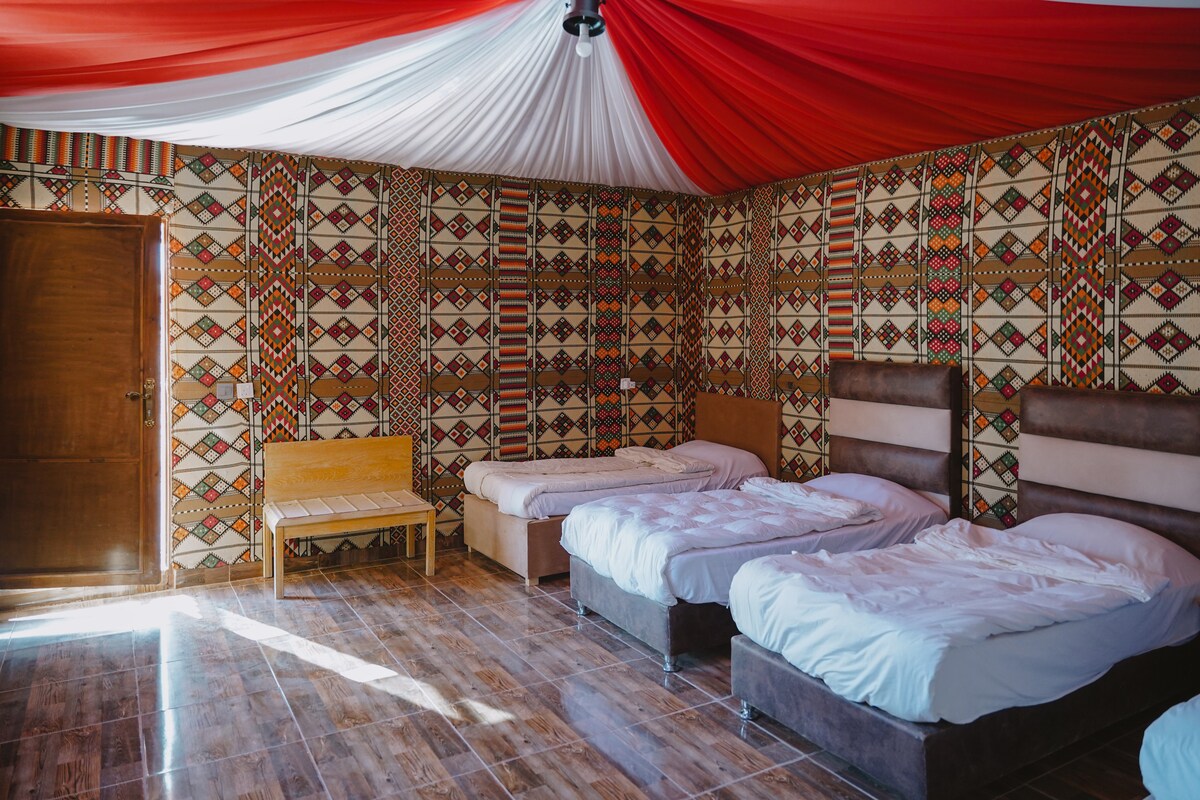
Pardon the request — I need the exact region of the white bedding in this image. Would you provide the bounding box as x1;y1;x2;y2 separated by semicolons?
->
1141;693;1200;800
561;474;943;606
463;440;767;519
731;513;1200;724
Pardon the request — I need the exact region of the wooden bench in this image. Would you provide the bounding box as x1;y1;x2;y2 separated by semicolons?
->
262;435;436;599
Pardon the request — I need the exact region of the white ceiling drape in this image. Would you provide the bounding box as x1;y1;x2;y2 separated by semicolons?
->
0;0;701;193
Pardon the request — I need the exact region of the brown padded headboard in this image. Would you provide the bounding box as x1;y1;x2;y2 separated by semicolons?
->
694;391;782;479
827;360;962;515
1018;386;1200;557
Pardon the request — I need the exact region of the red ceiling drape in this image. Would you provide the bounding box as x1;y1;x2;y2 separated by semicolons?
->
606;0;1200;192
0;0;524;94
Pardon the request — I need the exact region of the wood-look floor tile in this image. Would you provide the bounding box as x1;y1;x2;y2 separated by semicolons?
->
717;698;822;757
323;561;429;598
374;614;544;706
445;684;589;765
806;751;903;800
383;768;510;800
433;574;542;610
422;552;506;584
235;571;343;604
309;711;483;800
550;659;713;733
695;758;875;799
281;669;430;739
261;627;397;688
142;742;325;800
231;594;365;639
136;646;277;713
100;779;147;799
0;716;144;800
503;624;645;680
1023;748;1149;800
491;734;687;800
0;669;139;742
467;596;584;641
586;619;658;657
344;586;460;628
611;701;803;795
140;688;301;775
132;617;263;670
675;645;733;699
0;632;135;692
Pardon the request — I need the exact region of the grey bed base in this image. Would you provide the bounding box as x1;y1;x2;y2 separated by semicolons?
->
730;386;1200;799
571;360;962;671
731;633;1200;800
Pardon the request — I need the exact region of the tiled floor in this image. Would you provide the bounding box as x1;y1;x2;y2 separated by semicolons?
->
0;551;1162;799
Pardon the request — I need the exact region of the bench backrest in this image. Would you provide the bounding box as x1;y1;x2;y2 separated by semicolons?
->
264;435;413;503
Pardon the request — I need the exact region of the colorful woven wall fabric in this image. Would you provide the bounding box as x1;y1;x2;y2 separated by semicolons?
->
705;196;749;395
774;176;828;482
495;179;532;459
0;125;694;570
531;184;593;459
592;186;627;454
747;184;776;400
627;192;682;447
677;196;706;441
825;168;861;361
702;97;1200;527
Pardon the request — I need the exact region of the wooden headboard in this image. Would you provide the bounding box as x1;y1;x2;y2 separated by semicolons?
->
695;392;783;479
1017;386;1200;558
826;360;962;515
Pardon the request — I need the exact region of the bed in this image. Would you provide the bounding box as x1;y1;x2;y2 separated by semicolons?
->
463;391;782;585
730;385;1200;800
567;359;962;672
1141;693;1200;800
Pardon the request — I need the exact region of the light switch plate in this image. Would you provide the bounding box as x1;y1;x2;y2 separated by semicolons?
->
215;383;235;401
235;382;256;400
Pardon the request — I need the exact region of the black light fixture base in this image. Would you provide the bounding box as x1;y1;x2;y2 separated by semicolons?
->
563;0;606;37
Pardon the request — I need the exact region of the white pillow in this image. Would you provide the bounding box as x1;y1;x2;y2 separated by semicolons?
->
1010;512;1200;588
805;473;948;523
670;439;767;490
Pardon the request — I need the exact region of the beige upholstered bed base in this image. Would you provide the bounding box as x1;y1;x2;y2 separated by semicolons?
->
463;494;568;585
463;390;783;585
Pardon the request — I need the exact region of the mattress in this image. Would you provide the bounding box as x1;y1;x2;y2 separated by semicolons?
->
1141;693;1200;800
563;473;945;606
730;514;1200;724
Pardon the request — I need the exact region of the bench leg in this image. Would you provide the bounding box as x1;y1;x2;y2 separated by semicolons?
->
405;523;415;559
525;576;539;587
263;526;273;579
274;527;285;599
425;509;436;577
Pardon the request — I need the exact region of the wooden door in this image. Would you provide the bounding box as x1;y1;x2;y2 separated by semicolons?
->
0;209;163;587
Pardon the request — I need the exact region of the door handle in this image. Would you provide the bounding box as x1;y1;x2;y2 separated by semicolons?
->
125;391;141;401
142;379;155;428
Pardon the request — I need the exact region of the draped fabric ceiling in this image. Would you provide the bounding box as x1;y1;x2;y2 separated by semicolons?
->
2;0;1200;195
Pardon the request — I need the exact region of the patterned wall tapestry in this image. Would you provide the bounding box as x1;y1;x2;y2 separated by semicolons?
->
1;126;694;570
702;97;1200;526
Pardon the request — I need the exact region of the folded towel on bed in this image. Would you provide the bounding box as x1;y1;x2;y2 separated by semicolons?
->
613;446;713;474
740;477;883;522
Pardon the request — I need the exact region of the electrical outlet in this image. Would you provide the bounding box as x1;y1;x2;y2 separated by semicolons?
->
235;382;256;400
619;378;636;390
215;383;235;401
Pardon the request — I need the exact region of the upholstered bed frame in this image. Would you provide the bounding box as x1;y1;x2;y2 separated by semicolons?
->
464;391;782;585
571;359;962;671
731;386;1200;800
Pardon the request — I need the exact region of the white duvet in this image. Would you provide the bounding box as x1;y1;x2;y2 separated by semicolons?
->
731;518;1177;723
561;479;882;606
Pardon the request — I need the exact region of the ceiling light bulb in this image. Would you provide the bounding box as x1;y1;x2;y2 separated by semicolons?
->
576;24;592;58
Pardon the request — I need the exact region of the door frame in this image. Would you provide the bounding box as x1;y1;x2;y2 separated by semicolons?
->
0;209;166;589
